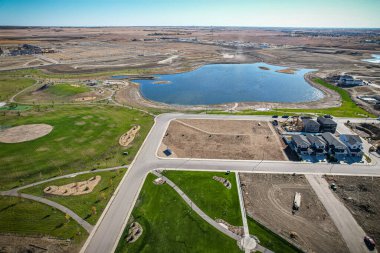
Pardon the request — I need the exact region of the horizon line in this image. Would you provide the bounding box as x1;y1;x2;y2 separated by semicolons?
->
0;25;380;29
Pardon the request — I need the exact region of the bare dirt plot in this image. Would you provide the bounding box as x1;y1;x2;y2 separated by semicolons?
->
0;234;76;253
160;119;287;160
44;175;101;196
240;173;349;253
325;175;380;247
0;124;53;143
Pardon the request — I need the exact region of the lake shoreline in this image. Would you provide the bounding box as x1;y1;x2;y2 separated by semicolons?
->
115;72;341;112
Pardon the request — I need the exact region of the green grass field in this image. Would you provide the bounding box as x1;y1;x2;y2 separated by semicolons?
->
0;77;35;101
247;217;302;253
45;83;90;97
164;171;242;226
0;196;87;243
21;169;126;225
115;173;242;253
0;105;153;190
208;78;374;118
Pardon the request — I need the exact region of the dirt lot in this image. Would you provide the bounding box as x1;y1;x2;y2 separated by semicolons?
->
160;119;287;160
348;123;380;150
240;173;348;253
324;175;380;247
0;234;76;253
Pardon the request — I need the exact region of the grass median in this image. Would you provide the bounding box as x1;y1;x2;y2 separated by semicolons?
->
164;170;242;226
116;173;242;253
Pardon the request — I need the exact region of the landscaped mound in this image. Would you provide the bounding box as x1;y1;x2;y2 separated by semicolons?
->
0;124;53;143
119;125;140;147
44;176;101;196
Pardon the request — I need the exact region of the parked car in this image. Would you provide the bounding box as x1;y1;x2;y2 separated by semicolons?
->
324;114;333;119
272;115;278;118
364;236;376;250
282;115;289;118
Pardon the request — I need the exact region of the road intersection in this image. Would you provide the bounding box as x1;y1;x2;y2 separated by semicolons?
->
81;113;380;253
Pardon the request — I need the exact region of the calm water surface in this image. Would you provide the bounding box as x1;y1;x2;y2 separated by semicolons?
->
135;63;324;105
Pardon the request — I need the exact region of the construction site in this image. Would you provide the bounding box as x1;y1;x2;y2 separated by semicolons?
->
240;173;349;253
325;175;380;245
159;119;287;160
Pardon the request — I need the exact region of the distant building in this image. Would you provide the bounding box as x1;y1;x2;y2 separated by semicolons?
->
302;119;320;133
317;117;337;133
321;132;347;158
306;134;326;156
340;134;363;157
291;135;311;156
338;75;363;87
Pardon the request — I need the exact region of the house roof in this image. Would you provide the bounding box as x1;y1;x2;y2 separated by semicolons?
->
306;134;326;147
292;135;310;147
321;132;346;149
302;119;320;126
317;117;337;126
342;134;362;145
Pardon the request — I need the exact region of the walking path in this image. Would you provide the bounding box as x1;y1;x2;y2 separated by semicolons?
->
305;174;374;253
2;165;128;195
1;192;93;233
0;165;128;234
151;170;241;241
82;113;380;253
236;172;257;253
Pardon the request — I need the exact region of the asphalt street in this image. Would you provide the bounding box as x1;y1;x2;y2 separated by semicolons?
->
81;113;380;253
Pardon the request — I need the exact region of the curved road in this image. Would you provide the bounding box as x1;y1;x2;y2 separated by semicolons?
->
81;113;380;253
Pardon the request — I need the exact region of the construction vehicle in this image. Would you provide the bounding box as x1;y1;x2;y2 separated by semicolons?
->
293;192;301;212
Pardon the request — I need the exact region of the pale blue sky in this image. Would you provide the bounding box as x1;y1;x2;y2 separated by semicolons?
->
0;0;379;28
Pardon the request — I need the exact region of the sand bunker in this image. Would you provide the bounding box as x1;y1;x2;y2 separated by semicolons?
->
74;96;96;102
0;124;53;143
44;176;101;196
213;176;232;189
119;125;140;147
126;222;143;243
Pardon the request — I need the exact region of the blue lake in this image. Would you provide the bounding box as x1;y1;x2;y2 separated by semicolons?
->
362;54;380;64
135;63;324;105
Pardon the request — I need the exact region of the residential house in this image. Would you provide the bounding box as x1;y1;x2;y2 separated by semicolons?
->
306;134;327;156
340;134;364;157
317;117;337;133
321;132;347;158
291;135;311;156
338;75;363;86
302;119;320;133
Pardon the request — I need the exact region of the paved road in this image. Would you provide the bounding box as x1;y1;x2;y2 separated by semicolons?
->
82;113;380;253
306;175;375;253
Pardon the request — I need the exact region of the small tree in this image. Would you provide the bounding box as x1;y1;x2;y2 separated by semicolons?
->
65;213;71;223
